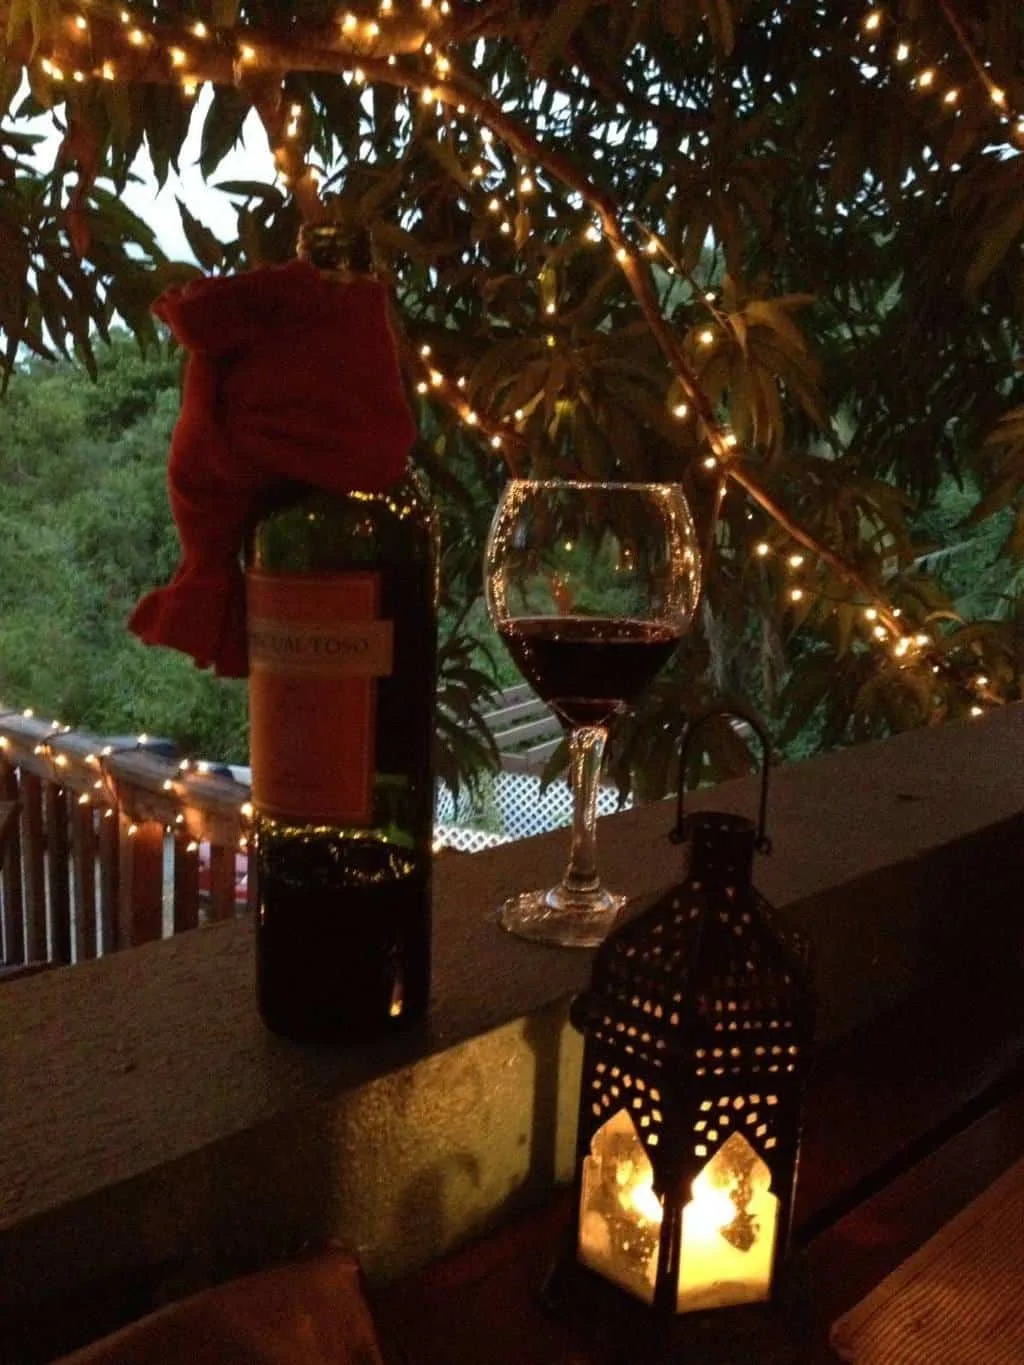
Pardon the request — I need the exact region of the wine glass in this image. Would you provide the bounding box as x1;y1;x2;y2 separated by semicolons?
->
484;480;702;947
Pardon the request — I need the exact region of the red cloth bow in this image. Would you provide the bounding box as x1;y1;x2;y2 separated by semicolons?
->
129;259;415;677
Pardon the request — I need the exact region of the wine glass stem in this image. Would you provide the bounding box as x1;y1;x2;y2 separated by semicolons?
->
561;725;608;896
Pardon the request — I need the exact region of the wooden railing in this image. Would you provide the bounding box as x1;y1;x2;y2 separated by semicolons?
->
0;712;251;971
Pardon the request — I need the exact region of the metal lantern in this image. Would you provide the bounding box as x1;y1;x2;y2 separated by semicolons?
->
551;710;814;1361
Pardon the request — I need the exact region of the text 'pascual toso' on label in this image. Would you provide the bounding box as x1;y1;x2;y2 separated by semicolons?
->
248;617;394;678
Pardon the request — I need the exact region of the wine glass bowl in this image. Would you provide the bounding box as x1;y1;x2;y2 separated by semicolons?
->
484;480;701;947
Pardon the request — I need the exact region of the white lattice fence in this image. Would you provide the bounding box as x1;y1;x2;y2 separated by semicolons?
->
435;771;629;847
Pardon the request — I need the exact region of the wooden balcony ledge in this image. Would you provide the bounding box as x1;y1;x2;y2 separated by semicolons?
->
2;707;1024;1361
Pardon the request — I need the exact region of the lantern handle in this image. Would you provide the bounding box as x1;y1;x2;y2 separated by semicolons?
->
670;705;773;854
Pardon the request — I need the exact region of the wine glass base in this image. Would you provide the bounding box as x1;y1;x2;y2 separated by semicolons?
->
498;885;627;948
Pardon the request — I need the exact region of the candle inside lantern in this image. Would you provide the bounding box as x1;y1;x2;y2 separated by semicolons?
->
578;1109;662;1303
677;1131;778;1312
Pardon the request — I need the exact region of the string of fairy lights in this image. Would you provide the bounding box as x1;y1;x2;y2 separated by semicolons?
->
0;712;253;852
860;5;1024;144
11;0;1013;717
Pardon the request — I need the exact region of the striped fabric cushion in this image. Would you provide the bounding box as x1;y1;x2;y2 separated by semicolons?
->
831;1157;1024;1364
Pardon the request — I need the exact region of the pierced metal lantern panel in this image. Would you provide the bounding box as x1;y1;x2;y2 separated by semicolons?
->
569;809;814;1316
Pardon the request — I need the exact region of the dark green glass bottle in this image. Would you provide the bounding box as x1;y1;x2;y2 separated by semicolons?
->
247;223;437;1043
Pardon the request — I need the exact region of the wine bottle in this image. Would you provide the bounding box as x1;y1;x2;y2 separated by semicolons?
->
247;222;438;1044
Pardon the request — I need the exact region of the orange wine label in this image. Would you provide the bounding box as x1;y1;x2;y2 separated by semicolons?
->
246;571;393;825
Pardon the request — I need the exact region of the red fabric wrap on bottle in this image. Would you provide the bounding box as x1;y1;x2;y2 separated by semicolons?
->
128;259;416;678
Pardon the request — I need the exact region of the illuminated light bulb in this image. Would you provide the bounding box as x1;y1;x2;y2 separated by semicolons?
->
22;708;33;718
175;812;185;825
456;103;466;113
435;54;450;74
238;43;256;62
644;239;659;255
415;381;428;395
703;456;718;470
970;705;983;717
864;607;878;621
673;402;689;418
290;102;302;118
128;28;148;46
440;0;451;11
873;625;887;640
239;836;249;851
162;779;174;791
381;0;393;11
429;369;444;386
546;334;556;347
78;793;90;805
120;8;130;21
457;376;467;388
40;58;55;75
104;808;114;820
698;328;715;346
286;120;299;138
545;302;556;315
894;638;910;657
481;128;493;143
723;432;739;448
54;753;68;768
240;802;254;819
500;221;512;234
74;13;88;30
93;779;103;790
863;9;882;32
916;68;936;90
367;20;380;37
128;823;138;837
422;0;433;8
197;761;210;774
991;87;1007;107
388;54;396;65
471;163;485;177
72;69;86;83
914;633;930;647
491;435;503;449
895;41;910;61
465;410;479;425
342;12;358;32
615;247;629;263
943;88;960;105
423;41;434;55
893;608;902;617
353;66;366;83
976;675;989;688
789;588;805;603
520;176;534;194
584;225;602;243
192;21;209;38
514;408;525;421
138;733;149;745
33;744;45;756
101;61;115;79
755;542;770;557
185;839;199;853
182;77;199;96
101;745;113;756
487;197;501;213
788;553;805;569
170;47;187;66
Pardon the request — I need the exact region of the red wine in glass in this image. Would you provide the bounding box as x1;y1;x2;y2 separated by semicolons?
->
499;615;682;728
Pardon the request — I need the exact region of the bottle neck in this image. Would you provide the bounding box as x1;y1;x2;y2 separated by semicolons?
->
297;222;374;276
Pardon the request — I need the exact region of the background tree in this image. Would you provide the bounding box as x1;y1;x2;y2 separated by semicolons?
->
0;0;1021;794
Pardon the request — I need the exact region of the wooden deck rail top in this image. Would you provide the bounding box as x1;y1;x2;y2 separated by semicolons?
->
0;712;250;968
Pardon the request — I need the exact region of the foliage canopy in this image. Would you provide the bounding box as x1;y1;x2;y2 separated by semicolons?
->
0;0;1022;790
